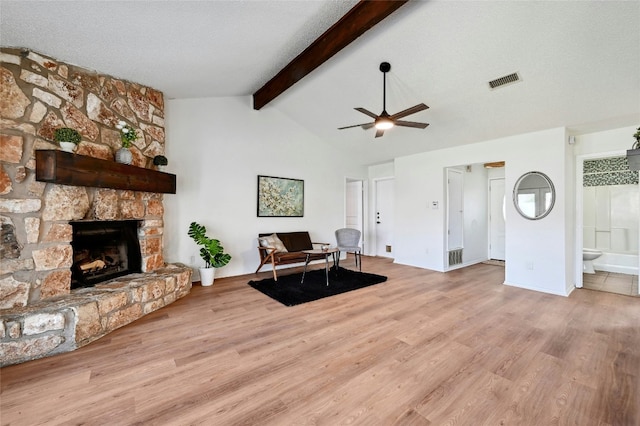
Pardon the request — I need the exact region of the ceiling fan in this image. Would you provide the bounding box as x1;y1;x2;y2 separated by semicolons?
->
338;62;429;138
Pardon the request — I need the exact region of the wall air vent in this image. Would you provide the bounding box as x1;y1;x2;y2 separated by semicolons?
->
488;72;521;89
448;249;463;266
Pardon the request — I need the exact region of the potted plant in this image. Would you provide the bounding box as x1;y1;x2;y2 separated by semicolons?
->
153;155;168;170
114;120;139;164
627;126;640;171
54;127;81;152
188;221;231;286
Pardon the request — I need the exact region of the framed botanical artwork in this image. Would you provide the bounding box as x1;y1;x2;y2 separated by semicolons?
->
257;175;304;217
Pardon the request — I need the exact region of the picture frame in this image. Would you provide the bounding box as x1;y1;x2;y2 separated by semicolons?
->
257;175;304;217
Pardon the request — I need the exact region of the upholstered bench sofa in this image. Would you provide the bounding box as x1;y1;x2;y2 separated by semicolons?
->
256;232;328;281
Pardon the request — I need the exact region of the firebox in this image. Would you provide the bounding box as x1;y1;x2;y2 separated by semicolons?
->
70;220;142;289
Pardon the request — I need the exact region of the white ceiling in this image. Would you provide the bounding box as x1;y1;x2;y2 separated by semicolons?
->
2;1;639;165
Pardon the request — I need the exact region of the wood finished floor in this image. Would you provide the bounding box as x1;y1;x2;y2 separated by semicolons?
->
583;271;639;297
1;257;639;425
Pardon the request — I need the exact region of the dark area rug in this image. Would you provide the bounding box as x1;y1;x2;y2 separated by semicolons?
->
248;266;387;306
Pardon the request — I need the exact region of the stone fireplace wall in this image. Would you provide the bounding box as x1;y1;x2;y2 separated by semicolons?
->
1;46;168;307
0;48;191;366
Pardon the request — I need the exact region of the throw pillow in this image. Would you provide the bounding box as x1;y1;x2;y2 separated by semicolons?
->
259;234;288;252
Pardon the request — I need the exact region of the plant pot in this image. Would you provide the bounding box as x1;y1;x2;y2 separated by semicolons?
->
199;267;215;286
59;142;76;153
627;148;640;171
115;147;132;164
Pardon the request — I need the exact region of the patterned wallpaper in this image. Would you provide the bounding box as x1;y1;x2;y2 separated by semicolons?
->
583;156;639;187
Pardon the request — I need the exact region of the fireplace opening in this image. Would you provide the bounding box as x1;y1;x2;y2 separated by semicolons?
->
70;220;142;289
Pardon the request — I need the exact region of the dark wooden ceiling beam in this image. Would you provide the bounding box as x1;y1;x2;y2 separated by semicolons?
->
252;0;410;110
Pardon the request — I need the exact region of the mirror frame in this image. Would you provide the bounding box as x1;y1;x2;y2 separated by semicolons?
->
513;171;555;220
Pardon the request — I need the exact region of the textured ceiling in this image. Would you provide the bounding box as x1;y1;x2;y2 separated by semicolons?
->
2;1;639;165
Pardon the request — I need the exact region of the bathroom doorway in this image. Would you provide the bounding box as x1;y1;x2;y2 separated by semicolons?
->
577;153;639;296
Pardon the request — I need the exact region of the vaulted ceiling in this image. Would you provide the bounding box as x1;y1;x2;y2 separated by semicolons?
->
2;1;639;165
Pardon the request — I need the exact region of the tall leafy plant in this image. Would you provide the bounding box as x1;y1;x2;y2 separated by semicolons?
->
187;222;231;268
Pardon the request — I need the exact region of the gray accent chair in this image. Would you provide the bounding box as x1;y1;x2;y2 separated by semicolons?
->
335;228;362;271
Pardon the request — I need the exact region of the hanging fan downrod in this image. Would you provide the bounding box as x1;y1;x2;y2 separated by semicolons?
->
376;62;393;129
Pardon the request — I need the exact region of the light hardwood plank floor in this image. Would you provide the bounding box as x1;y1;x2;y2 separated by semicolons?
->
583;271;639;297
1;257;638;425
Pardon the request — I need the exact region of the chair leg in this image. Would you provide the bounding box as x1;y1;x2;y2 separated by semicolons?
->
271;255;277;281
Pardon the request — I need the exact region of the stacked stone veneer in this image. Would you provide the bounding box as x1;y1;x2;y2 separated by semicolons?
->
0;48;192;366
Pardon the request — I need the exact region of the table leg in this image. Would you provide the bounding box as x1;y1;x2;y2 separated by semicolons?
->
301;253;311;284
324;254;329;286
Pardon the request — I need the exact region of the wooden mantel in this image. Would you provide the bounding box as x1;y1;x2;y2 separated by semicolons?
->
36;150;176;194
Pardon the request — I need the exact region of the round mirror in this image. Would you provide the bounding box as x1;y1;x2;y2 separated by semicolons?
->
513;171;555;220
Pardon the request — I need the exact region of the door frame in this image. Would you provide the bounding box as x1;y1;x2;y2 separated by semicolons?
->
445;168;464;252
488;177;506;261
344;177;366;254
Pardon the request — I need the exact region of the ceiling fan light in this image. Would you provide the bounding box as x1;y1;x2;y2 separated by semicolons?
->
375;118;394;130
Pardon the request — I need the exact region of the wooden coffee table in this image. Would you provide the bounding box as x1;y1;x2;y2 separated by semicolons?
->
301;248;339;286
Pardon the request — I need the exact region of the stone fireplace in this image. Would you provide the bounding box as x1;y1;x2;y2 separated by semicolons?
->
0;48;192;366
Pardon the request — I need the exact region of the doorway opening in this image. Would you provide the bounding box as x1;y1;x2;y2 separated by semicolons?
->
444;162;506;271
576;153;639;296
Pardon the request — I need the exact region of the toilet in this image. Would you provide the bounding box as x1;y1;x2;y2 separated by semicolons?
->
583;248;603;274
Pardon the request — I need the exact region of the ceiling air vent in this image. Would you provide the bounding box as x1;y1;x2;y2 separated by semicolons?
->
488;72;521;89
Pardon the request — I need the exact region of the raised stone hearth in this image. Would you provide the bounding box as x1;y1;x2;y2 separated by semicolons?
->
0;48;189;366
1;265;191;367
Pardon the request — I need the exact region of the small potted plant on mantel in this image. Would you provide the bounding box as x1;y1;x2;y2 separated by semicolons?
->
153;155;168;171
54;127;81;153
188;221;231;286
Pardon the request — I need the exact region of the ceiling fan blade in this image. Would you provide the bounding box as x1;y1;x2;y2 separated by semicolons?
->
338;122;375;130
390;103;429;120
375;129;385;138
355;107;380;119
394;120;429;129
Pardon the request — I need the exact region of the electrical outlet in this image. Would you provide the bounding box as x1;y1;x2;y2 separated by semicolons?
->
526;261;534;270
190;255;195;264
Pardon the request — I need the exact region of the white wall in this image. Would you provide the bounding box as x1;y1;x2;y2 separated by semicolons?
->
393;127;572;296
573;126;638;156
163;98;634;296
163;96;366;279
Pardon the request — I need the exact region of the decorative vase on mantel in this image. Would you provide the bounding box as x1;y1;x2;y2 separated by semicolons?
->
115;147;132;165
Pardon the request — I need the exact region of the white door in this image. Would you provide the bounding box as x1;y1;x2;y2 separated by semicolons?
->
489;178;506;260
447;169;464;250
375;178;394;258
345;179;364;251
